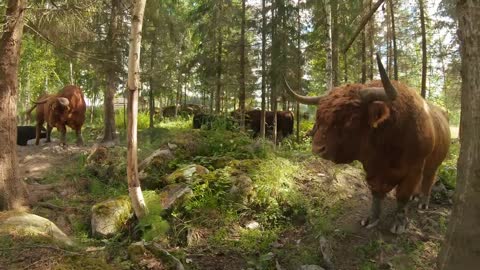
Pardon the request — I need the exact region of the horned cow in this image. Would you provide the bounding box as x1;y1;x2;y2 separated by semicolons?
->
285;54;450;234
27;85;86;146
245;110;294;140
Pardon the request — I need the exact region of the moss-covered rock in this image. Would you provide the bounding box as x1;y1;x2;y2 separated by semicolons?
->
159;183;194;210
91;196;133;238
165;164;209;185
0;211;73;246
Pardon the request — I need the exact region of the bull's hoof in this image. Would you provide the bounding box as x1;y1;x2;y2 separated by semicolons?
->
417;202;429;211
390;218;408;234
360;217;380;229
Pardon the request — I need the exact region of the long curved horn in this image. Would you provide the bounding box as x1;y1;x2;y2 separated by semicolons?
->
376;52;398;101
57;97;70;106
284;78;322;105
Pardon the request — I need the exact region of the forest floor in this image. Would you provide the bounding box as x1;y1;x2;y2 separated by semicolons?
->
2;122;457;270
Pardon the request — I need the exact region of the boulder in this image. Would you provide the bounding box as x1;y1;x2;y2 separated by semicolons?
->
91;196;133;238
0;211;72;246
229;173;254;204
165;164;209;185
159;184;193;210
139;148;174;172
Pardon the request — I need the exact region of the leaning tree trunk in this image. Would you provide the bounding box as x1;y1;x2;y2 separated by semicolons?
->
103;0;120;143
0;0;28;210
419;0;427;98
437;1;480;269
126;0;148;219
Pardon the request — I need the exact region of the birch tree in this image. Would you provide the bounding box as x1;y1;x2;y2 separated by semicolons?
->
126;0;148;218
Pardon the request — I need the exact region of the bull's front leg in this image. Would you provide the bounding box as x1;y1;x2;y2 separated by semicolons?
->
58;125;67;146
46;124;53;143
391;166;424;234
35;123;43;145
361;191;385;229
75;128;84;146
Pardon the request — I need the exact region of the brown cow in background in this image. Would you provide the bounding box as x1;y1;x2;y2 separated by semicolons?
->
27;85;86;146
285;54;450;234
243;110;294;140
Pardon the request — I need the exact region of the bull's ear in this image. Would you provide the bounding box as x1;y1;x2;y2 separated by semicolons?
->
368;101;390;128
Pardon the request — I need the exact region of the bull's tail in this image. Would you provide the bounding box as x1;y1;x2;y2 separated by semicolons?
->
25;104;37;122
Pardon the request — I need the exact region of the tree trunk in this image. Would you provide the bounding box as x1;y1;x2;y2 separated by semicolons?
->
127;0;148;219
368;0;374;80
69;62;74;85
437;1;480;268
332;0;339;86
389;0;398;80
215;1;223;114
0;0;28;210
149;30;158;129
343;52;348;83
419;0;427;98
325;0;333;90
385;0;392;77
361;0;367;84
296;0;302;143
239;0;246;130
103;0;120;143
260;0;267;139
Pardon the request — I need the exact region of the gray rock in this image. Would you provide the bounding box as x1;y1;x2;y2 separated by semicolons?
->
165;164;209;184
0;211;73;246
91;196;133;238
159;184;193;210
229;173;254;203
139;148;174;172
245;220;260;230
168;143;178;150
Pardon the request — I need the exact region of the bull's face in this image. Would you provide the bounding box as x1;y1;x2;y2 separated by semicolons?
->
50;97;71;122
310;92;364;163
285;53;397;164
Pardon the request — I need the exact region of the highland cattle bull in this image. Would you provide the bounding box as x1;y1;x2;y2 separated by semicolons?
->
27;85;86;146
285;54;450;234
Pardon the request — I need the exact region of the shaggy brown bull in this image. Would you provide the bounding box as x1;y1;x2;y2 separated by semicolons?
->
285;54;450;234
27;85;86;146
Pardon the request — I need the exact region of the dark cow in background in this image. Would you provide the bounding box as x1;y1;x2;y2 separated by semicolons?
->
163;104;205;118
27;85;86;146
17;126;46;146
244;110;294;140
193;113;236;130
285;54;450;234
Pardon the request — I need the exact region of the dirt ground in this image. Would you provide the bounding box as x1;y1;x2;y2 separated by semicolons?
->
13;140;452;270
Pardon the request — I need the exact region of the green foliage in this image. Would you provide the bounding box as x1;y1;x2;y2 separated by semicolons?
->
115;109;151;130
438;140;459;189
136;191;170;241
